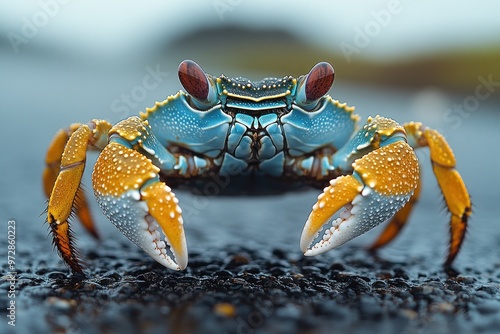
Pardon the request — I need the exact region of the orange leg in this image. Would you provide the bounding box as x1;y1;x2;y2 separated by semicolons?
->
44;120;111;274
44;125;99;239
405;122;471;268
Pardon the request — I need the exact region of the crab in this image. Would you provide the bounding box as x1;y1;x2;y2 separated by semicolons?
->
43;60;471;275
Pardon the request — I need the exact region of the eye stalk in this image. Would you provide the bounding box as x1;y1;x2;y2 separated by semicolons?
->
295;62;335;110
178;60;218;110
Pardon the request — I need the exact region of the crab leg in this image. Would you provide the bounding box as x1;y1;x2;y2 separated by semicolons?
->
300;140;419;256
92;117;187;270
44;124;100;239
45;120;112;274
404;122;471;267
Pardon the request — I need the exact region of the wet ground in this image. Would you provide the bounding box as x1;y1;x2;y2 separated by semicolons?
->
2;209;500;334
1;50;500;333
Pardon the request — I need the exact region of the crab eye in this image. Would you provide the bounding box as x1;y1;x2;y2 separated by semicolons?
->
178;60;217;109
296;62;334;110
305;62;334;100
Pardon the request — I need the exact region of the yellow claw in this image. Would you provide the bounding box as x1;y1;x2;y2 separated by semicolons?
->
141;182;188;270
92;141;188;270
351;141;419;197
301;141;419;256
300;175;363;254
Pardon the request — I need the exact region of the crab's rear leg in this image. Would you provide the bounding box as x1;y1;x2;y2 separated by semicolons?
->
45;120;112;274
301;116;419;257
406;122;471;267
92;117;188;270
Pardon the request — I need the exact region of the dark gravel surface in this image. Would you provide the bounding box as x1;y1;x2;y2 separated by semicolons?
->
2;237;500;334
2;183;500;334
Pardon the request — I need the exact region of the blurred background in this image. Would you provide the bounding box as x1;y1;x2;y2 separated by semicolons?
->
2;0;500;278
0;0;499;331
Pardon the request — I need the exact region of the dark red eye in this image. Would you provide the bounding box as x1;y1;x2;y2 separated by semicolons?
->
178;60;209;101
305;62;334;101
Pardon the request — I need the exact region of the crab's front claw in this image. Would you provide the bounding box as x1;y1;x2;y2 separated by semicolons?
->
301;141;419;256
140;182;188;270
93;142;188;270
300;175;362;255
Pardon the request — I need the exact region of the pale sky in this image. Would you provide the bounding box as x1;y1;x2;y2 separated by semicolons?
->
1;0;499;60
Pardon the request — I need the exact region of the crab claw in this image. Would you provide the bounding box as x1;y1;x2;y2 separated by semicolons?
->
93;142;188;270
300;141;419;256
